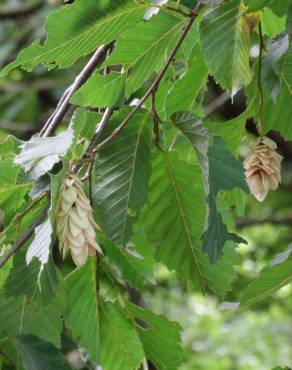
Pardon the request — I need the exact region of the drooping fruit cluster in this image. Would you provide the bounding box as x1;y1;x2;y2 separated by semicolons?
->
57;174;102;267
243;136;282;202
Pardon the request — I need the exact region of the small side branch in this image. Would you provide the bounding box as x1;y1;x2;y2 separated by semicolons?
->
151;91;162;149
0;201;50;269
97;1;205;149
257;22;265;136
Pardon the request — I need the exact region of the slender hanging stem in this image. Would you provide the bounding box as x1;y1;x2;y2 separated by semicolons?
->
257;22;265;136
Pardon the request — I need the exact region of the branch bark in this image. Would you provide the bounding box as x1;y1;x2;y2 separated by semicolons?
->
236;216;292;229
0;1;44;20
40;44;111;137
0;201;50;269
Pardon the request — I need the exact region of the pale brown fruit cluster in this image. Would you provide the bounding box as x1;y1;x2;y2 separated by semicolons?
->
243;136;283;202
57;174;102;267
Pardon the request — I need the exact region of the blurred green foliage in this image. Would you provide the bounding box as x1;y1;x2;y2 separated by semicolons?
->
0;1;291;369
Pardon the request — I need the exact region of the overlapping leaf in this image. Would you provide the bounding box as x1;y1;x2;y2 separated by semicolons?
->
128;303;183;370
1;1;145;74
93;110;152;245
241;246;292;306
202;137;248;261
200;0;252;92
101;234;155;290
143;150;236;295
0;157;19;187
244;0;275;12
165;42;208;117
0;182;32;224
16;335;71;370
71;72;126;108
64;260;100;363
100;302;144;370
0;294;62;348
104;12;185;96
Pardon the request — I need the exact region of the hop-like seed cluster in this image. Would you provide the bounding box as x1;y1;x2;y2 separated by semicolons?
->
57;174;102;267
243;136;283;202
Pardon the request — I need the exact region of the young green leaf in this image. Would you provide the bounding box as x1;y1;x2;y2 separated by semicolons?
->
100;302;144;370
200;0;252;92
240;246;292;306
128;303;183;370
93;110;152;245
64;259;100;363
1;1;145;74
104;12;185;96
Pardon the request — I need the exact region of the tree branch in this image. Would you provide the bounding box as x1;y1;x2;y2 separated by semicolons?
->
236;216;292;229
0;1;205;268
97;1;205;150
0;201;50;269
40;44;111;137
0;120;39;132
0;1;44;20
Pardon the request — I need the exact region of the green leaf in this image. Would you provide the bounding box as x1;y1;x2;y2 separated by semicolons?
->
71;109;101;142
263;83;292;139
71;72;126;108
262;9;292;136
4;251;58;303
206;137;249;196
1;1;145;74
282;7;292;93
172;112;210;189
100;302;144;370
0;335;21;369
104;12;184;96
173;113;247;261
0;158;19;187
5;253;40;299
205;96;255;153
64;260;100;363
202;137;248;261
261;8;286;37
262;33;288;102
93;110;152;245
240;246;292;306
127;303;183;370
16;335;71;370
0;294;63;348
0;136;20;157
143;150;236;295
244;0;275;12
101;234;155;290
200;0;252;92
165;42;208;117
2;199;47;245
0;183;33;225
269;0;289;16
0;258;12;290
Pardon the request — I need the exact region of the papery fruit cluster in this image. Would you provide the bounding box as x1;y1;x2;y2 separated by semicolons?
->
56;174;102;267
244;136;282;202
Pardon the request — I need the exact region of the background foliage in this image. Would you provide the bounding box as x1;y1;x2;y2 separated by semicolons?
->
0;0;291;369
